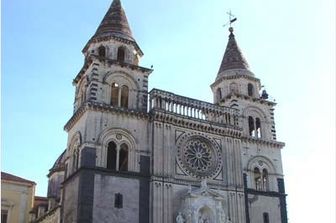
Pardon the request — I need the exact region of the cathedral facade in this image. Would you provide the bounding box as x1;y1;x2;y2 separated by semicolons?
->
38;1;288;223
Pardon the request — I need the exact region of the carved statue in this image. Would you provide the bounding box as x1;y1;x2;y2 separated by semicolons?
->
176;212;184;223
200;179;208;189
184;209;192;223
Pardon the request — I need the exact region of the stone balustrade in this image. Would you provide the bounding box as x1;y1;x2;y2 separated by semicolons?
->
149;89;240;128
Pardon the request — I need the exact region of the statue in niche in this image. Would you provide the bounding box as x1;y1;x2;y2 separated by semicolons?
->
184;209;192;223
176;212;184;223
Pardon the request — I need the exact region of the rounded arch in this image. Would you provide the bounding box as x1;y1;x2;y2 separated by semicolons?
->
67;132;82;175
103;71;139;90
98;45;106;57
247;156;276;191
98;128;136;148
76;76;88;107
103;71;140;109
197;205;215;223
247;83;254;96
247;155;276;174
68;132;82;151
117;46;126;62
97;128;138;172
242;106;267;121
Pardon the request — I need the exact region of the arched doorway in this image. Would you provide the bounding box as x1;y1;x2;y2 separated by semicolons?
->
197;206;214;223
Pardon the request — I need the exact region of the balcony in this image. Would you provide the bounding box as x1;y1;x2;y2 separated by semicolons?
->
149;89;240;129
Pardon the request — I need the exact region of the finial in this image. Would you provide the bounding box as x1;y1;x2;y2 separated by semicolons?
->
229;27;234;33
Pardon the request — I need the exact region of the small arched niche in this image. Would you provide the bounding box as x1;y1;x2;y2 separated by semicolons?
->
117;46;126;62
248;83;254;97
198;206;214;223
98;45;106;58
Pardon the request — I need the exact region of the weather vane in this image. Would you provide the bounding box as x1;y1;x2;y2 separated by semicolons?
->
223;10;237;29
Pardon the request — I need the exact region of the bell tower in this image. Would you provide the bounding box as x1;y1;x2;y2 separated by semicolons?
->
73;0;151;113
211;27;288;223
62;0;152;222
211;27;276;141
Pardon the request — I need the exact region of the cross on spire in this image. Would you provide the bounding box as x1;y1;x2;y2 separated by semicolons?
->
223;10;237;33
227;10;237;27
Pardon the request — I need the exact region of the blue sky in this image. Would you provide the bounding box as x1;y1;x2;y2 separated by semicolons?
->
2;0;335;222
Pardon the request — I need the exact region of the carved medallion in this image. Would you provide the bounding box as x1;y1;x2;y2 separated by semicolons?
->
177;133;222;179
116;134;122;140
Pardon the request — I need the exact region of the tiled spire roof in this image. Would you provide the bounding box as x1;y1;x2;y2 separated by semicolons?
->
92;0;134;42
218;27;250;74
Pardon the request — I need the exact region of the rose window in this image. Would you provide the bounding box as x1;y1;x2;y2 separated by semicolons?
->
177;135;222;179
185;141;212;171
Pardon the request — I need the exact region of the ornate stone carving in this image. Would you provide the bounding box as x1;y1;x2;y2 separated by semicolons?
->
176;212;185;223
177;133;222;179
177;181;230;223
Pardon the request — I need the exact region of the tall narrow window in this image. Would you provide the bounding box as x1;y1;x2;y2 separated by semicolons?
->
262;169;269;191
263;212;270;223
119;143;128;171
72;150;79;173
120;85;129;108
80;89;86;104
256;118;261;138
111;83;119;106
254;167;262;190
107;141;117;170
114;193;123;208
117;47;125;62
98;46;106;58
216;88;222;102
1;210;8;223
248;83;254;97
248;116;255;137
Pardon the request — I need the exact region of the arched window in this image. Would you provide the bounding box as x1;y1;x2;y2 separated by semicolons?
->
98;46;106;58
72;150;79;173
256;118;261;138
111;83;119;106
248;116;255;137
80;89;86;104
107;141;117;170
216;88;222;102
248;83;254;97
117;47;125;62
119;144;128;171
230;82;238;94
262;169;269;191
263;213;270;223
254;167;262;190
120;85;129;108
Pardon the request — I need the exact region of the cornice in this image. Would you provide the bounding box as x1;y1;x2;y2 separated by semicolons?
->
220;93;277;106
64;102;149;132
83;35;143;56
241;136;285;148
73;55;153;84
211;73;261;88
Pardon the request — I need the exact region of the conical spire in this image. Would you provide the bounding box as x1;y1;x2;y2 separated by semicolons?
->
218;27;249;74
92;0;134;41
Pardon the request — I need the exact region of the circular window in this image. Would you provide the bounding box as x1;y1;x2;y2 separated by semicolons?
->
177;134;222;179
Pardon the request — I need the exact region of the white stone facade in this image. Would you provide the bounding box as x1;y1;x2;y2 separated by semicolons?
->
38;1;288;223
